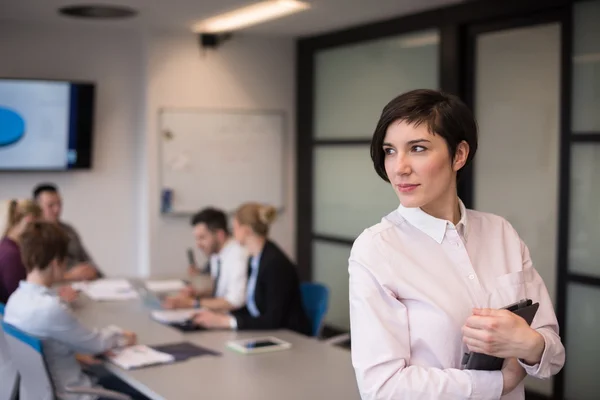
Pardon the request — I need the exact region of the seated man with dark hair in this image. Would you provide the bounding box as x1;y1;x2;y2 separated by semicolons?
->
163;207;248;312
33;183;101;281
4;221;143;400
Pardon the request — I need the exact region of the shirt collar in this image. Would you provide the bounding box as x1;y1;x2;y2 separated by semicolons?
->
250;252;262;271
396;199;468;244
19;280;56;296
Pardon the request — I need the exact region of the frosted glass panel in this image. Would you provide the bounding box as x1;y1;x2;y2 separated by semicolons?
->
565;283;600;400
572;1;600;132
569;144;600;277
313;146;398;239
315;30;439;139
313;240;351;330
473;24;561;396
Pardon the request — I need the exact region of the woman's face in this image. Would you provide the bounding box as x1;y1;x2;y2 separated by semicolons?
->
383;120;467;209
232;217;250;246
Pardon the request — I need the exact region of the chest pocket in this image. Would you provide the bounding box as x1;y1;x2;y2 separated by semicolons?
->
488;268;539;309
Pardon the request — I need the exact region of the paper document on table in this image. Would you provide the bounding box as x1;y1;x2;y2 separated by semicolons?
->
76;279;138;301
151;308;199;324
145;279;186;293
107;345;175;370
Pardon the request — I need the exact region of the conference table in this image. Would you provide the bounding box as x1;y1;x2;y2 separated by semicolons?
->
73;286;360;400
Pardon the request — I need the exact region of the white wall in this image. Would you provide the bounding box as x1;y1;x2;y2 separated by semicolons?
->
0;22;297;277
0;22;144;278
145;32;296;277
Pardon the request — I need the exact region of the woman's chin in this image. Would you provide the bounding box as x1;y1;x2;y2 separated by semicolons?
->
397;193;424;209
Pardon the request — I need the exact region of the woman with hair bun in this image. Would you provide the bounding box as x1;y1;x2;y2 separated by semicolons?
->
193;202;311;335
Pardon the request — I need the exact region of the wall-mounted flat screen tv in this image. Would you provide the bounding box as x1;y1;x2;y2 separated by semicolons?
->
0;78;95;171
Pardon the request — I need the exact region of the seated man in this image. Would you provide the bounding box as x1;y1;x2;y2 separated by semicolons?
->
4;221;142;399
33;183;101;281
164;207;247;311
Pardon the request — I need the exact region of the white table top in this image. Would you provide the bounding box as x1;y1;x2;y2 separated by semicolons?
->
73;289;359;400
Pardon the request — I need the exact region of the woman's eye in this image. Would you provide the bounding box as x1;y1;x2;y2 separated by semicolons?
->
383;147;395;155
412;145;427;153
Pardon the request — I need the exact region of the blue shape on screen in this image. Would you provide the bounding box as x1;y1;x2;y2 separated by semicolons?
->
0;107;25;147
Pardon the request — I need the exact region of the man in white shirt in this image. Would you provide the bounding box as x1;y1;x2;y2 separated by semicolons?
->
163;208;247;311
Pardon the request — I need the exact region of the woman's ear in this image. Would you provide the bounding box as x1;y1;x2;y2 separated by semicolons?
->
453;141;470;172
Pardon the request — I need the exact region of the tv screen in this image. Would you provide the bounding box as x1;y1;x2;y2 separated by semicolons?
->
0;79;95;170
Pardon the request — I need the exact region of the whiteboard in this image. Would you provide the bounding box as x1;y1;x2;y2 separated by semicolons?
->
159;109;285;214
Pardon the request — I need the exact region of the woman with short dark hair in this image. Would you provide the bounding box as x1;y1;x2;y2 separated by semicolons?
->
350;89;564;399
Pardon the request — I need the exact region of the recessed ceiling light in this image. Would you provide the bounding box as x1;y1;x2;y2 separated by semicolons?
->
58;5;138;19
193;0;310;34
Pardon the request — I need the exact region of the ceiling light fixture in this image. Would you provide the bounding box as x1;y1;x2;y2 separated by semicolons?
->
192;0;310;33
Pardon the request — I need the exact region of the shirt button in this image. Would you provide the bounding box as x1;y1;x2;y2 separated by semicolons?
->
468;274;475;280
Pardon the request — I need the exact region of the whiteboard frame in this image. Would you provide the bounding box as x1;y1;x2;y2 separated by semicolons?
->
157;107;287;217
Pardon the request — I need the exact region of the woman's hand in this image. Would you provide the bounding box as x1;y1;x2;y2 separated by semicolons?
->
501;358;527;395
192;310;232;329
462;308;545;365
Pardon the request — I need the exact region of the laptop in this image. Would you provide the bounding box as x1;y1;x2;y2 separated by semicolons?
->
130;281;164;310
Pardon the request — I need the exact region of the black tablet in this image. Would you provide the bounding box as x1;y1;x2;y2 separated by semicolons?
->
463;301;540;371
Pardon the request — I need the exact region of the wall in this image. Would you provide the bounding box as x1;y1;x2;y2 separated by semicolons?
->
0;22;297;277
145;32;297;276
0;22;144;278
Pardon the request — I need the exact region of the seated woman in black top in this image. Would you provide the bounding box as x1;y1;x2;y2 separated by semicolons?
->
193;202;311;336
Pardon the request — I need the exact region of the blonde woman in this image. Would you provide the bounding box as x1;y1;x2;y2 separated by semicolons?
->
0;199;42;304
193;203;311;335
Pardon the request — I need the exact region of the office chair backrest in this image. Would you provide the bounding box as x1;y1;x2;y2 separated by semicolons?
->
1;320;54;400
300;282;329;337
0;304;19;400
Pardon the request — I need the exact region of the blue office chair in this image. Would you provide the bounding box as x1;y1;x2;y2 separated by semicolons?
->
0;303;19;400
300;282;329;337
1;320;131;400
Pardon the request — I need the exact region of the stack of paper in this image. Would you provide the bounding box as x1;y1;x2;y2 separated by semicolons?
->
108;345;175;370
75;279;139;301
145;279;186;293
151;309;198;324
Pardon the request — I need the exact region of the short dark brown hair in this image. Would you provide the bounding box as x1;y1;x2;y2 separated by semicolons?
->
33;183;59;200
190;207;229;235
20;222;69;273
370;89;478;182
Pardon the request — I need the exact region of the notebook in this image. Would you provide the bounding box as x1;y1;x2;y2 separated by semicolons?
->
107;345;175;370
74;279;138;301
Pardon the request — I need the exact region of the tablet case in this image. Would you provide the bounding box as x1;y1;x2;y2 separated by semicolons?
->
462;301;540;371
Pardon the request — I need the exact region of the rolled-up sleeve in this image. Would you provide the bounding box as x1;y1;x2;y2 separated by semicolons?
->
517;241;565;378
349;248;503;400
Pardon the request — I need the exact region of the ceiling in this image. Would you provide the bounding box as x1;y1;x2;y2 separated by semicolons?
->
0;0;463;36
